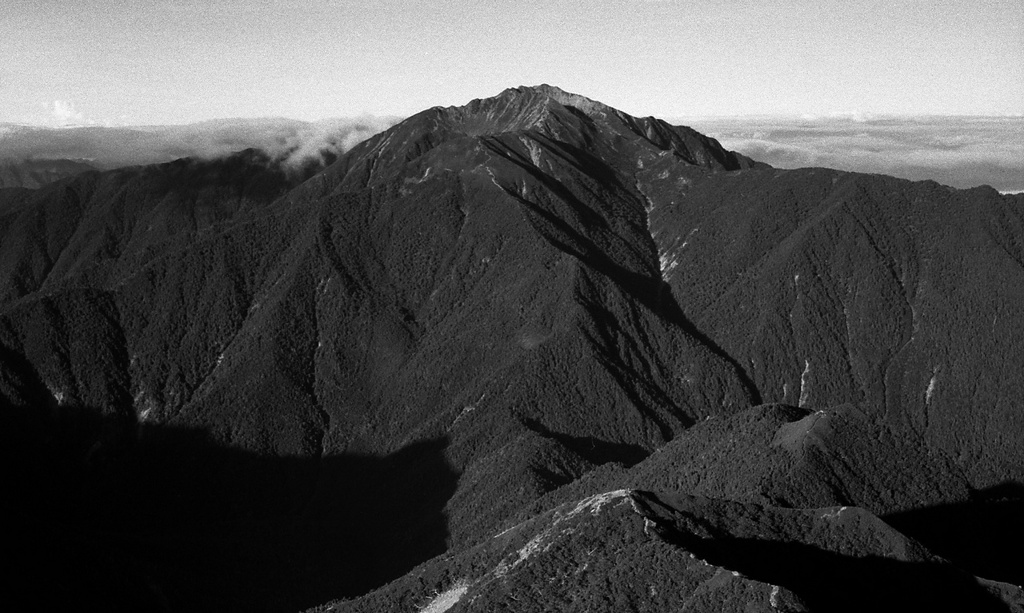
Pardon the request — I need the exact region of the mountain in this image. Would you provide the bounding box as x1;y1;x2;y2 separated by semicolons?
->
1;85;1022;612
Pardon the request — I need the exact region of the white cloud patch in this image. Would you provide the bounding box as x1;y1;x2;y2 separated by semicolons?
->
256;117;395;168
51;100;85;125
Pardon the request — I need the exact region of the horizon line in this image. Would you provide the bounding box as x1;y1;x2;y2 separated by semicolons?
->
4;111;1024;131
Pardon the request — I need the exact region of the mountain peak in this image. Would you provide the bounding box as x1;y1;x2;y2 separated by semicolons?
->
499;84;611;116
321;84;761;192
428;84;612;137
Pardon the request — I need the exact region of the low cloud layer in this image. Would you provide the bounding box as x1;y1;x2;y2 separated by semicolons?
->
681;115;1024;192
0;115;400;172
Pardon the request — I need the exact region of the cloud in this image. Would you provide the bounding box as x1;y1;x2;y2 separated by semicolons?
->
250;117;396;168
159;116;400;172
51;100;85;125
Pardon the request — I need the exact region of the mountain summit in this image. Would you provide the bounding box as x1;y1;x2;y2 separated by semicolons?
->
445;84;760;170
437;84;615;131
1;87;1022;612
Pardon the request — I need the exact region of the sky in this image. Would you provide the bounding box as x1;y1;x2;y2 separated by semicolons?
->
2;0;1022;126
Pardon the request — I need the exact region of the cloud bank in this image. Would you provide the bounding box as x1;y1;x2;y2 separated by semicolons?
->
681;115;1024;193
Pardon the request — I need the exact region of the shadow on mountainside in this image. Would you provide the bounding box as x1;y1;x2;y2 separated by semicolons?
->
494;158;763;407
647;517;1012;613
1;399;459;613
883;482;1024;587
521;417;649;468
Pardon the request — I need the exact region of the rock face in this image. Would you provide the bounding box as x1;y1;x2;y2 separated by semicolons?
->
1;85;1022;612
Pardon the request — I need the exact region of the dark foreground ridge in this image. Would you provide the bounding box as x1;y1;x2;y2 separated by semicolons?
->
2;398;457;612
2;85;1023;612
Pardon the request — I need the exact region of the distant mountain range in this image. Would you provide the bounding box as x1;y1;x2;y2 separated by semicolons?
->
0;116;399;188
2;85;1022;612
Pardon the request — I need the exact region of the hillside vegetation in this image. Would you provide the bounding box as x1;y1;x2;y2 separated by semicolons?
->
2;85;1022;612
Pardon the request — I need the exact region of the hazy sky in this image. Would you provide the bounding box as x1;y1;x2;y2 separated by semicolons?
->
2;0;1022;125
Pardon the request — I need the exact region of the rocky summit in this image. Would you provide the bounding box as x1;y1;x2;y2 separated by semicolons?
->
2;85;1022;612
